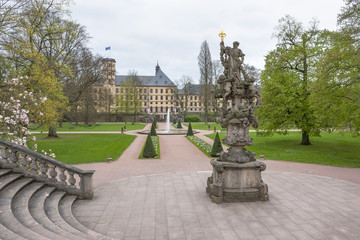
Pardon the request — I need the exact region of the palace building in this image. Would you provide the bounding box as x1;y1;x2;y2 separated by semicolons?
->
93;58;218;117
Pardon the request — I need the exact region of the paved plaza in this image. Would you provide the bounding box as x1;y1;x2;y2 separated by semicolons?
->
72;123;360;240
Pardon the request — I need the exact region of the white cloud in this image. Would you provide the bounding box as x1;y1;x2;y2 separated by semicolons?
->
71;0;344;83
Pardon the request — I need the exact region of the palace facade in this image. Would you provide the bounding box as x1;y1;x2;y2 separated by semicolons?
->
93;58;216;116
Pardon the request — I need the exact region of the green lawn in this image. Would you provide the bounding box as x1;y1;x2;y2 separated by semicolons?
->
29;134;136;164
206;131;360;167
28;123;146;132
184;123;225;131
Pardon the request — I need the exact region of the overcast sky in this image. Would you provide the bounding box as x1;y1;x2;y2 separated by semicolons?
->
70;0;344;84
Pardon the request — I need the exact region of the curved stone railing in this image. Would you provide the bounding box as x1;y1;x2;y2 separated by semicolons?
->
0;138;95;199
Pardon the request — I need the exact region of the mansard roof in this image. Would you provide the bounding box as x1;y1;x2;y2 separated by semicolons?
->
178;84;201;95
115;66;176;87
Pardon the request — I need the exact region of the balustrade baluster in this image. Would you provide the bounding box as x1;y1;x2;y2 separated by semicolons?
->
0;147;9;165
59;168;67;185
49;164;57;182
10;150;18;167
68;172;76;187
39;160;48;178
19;154;28;170
29;157;39;175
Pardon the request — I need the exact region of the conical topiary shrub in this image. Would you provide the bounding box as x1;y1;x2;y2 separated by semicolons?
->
153;119;157;129
187;122;194;136
150;122;157;136
177;119;182;128
211;132;223;157
142;133;156;158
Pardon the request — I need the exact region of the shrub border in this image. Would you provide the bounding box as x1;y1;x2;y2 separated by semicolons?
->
185;135;212;158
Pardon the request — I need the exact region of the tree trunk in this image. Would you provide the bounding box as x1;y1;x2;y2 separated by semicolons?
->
300;130;311;145
48;126;58;138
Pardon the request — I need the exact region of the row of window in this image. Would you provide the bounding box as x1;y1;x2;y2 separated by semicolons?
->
115;88;174;94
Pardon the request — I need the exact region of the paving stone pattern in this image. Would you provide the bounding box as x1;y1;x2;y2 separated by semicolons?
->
73;171;360;240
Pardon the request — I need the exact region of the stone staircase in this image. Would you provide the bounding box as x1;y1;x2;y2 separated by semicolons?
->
0;168;113;240
0;138;114;240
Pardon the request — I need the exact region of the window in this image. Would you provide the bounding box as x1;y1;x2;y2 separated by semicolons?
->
150;89;153;93
139;95;142;100
144;89;147;93
190;96;193;100
166;96;168;100
139;88;142;93
181;96;184;100
116;88;119;93
171;96;173;100
194;96;197;100
171;89;173;93
150;96;153;100
160;89;163;93
155;96;158;100
160;96;163;100
144;102;146;106
121;88;124;93
166;89;168;94
190;102;193;106
144;95;146;100
194;102;197;106
155;89;158;93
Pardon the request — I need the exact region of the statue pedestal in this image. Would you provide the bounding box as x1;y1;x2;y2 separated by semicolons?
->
207;159;269;203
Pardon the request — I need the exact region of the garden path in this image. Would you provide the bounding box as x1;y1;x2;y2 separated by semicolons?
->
72;122;360;187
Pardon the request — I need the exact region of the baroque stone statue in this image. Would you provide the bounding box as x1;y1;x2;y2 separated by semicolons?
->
206;30;268;203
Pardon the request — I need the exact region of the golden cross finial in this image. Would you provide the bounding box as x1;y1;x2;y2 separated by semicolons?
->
218;29;226;42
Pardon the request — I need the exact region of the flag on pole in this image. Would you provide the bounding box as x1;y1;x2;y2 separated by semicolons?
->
105;46;111;51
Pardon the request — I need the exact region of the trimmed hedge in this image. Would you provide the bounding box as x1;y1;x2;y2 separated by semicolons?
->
211;132;223;156
177;119;182;128
142;133;156;158
184;115;201;122
187;122;194;136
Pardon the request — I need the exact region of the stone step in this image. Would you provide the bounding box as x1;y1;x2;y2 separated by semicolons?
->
0;221;27;240
0;168;12;177
59;195;112;240
0;172;23;191
0;177;49;240
29;186;85;240
12;182;68;240
44;190;93;239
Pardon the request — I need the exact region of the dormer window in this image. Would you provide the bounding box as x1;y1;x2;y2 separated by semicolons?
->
165;81;168;84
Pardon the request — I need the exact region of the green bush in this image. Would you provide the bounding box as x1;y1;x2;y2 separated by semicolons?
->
150;123;157;136
211;132;223;157
177;119;182;128
184;115;201;122
142;133;157;158
187;122;194;136
173;118;177;125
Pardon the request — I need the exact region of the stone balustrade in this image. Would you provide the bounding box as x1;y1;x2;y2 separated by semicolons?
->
0;138;95;199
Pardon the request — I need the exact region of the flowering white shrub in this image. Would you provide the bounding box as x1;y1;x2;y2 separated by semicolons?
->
0;78;56;158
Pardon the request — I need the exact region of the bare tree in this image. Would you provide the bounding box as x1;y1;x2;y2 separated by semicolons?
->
63;47;103;124
117;70;142;123
198;40;213;124
175;75;194;117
